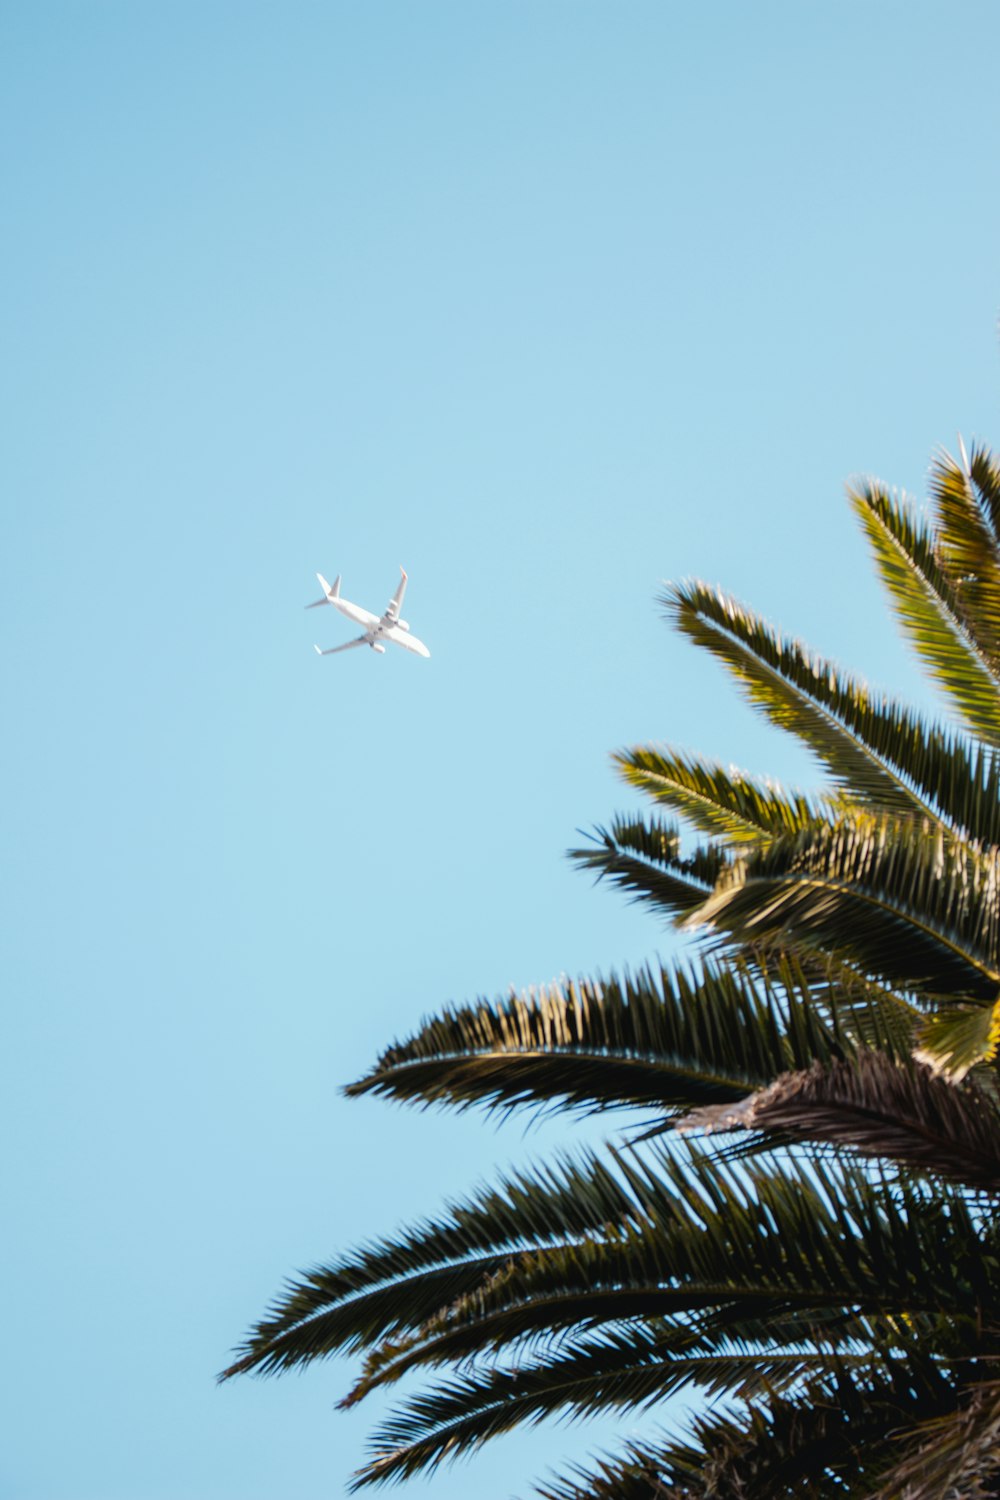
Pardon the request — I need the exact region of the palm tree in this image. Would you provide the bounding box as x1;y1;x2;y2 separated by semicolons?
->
223;440;1000;1498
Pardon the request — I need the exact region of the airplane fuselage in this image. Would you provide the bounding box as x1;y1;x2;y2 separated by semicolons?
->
334;598;403;643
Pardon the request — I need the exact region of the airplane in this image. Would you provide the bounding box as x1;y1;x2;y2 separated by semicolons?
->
307;566;431;659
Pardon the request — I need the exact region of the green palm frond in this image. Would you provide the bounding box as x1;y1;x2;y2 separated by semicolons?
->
679;1051;1000;1192
666;581;964;823
851;475;1000;747
931;444;1000;666
966;441;1000;536
355;1281;979;1492
535;1358;956;1500
226;1140;993;1406
784;952;920;1055
530;1394;905;1500
344;959;846;1122
570;815;728;919
690;813;1000;1006
350;1149;989;1398
219;1148;651;1379
531;1433;688;1500
346;1140;995;1482
539;1374;1000;1500
913;1001;1000;1082
611;747;835;844
350;1339;874;1490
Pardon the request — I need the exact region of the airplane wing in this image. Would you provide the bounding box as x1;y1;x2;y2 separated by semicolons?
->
384;625;430;658
382;566;408;623
314;637;368;656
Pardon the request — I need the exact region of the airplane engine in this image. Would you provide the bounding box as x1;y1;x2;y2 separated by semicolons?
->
371;642;386;654
396;619;410;632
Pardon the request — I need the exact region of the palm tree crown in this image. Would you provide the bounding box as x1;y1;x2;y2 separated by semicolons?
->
223;439;1000;1499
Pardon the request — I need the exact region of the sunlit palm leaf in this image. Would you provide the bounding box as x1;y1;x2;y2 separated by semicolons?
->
931;444;1000;668
667;581;957;822
966;441;1000;537
913;1000;1000;1081
612;746;834;844
345;959;845;1121
690;814;1000;1004
851;477;1000;747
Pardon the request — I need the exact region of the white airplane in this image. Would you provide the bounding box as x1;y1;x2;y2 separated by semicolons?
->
307;567;431;658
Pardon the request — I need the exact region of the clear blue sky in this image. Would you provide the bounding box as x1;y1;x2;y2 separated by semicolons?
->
3;3;1000;1497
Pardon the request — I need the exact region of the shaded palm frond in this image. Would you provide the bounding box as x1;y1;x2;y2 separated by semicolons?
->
348;1148;991;1407
570;815;728;920
583;1360;953;1500
781;951;920;1056
350;1336;876;1490
492;1355;963;1500
531;1434;690;1500
219;1149;653;1379
678;1051;1000;1193
530;1394;892;1500
851;476;1000;748
689;813;1000;1007
344;959;846;1123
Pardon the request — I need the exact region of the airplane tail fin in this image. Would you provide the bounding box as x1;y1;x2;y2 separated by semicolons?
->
306;573;342;609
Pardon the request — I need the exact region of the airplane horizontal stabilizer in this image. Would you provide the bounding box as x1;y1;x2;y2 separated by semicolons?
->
306;573;342;609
